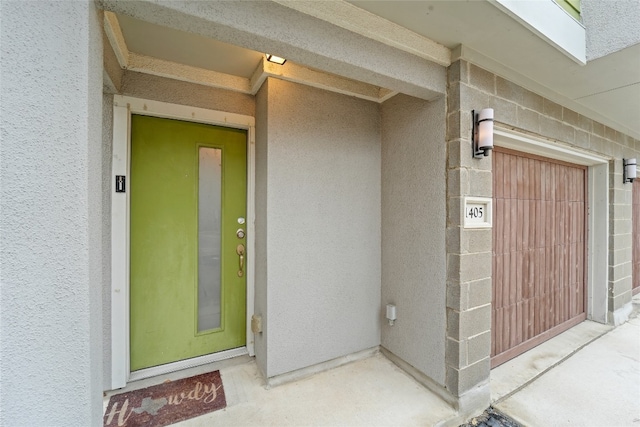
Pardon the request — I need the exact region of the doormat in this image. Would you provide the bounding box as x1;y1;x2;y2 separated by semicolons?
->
103;371;226;427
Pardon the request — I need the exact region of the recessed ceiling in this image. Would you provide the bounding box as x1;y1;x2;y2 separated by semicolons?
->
117;14;263;79
111;2;639;138
108;12;393;103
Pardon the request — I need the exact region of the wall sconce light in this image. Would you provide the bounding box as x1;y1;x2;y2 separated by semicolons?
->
623;158;637;184
472;108;494;158
265;54;286;65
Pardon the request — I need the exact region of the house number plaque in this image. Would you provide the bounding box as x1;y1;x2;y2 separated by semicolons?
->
463;197;492;229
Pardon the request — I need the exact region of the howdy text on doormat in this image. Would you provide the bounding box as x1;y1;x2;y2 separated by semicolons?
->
103;370;226;427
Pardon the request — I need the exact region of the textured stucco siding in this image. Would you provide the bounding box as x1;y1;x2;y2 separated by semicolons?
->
258;78;381;377
381;94;447;385
583;0;640;60
120;70;256;117
0;1;104;425
254;82;269;377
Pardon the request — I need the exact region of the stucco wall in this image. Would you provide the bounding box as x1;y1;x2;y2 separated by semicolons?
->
583;0;640;61
380;95;447;385
120;70;255;117
257;78;381;378
0;1;104;425
254;82;269;377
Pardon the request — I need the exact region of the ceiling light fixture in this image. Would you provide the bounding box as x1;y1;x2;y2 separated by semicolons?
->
265;54;287;65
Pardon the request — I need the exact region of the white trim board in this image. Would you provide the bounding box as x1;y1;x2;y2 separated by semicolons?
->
494;129;608;166
110;95;256;390
494;127;609;324
489;0;585;65
103;12;398;104
272;0;451;66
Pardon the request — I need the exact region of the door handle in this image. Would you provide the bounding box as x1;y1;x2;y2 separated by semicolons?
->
236;244;245;277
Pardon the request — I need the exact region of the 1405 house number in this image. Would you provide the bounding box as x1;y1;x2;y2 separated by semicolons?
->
465;205;484;219
463;197;492;228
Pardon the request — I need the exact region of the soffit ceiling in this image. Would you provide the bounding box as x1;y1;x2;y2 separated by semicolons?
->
113;12;394;102
349;0;640;139
117;14;264;79
112;1;640;139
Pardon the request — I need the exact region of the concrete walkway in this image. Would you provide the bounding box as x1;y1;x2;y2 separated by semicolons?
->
495;295;640;427
177;352;457;427
105;351;460;427
104;296;640;427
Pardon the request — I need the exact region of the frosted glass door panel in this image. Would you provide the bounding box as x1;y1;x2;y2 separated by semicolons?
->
198;147;222;332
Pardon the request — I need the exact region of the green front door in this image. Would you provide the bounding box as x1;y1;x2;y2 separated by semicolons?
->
130;115;247;371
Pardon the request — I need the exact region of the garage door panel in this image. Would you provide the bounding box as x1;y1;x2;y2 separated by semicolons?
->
522;299;529;342
509;306;517;348
529;198;536;250
495;252;504;308
518;301;525;344
510;156;517;198
495;150;504;197
510;199;517;253
492;148;587;367
495;199;504;254
509;251;517;305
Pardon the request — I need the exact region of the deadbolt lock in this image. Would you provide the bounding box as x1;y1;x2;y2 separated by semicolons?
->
236;228;245;239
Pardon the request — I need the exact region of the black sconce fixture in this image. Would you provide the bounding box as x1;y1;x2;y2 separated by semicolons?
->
623;158;637;184
472;108;494;158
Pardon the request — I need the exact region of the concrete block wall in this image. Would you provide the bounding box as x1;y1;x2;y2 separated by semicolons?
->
445;61;493;408
446;59;640;402
608;159;634;324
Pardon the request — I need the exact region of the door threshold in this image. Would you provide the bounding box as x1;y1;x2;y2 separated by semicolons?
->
129;347;248;382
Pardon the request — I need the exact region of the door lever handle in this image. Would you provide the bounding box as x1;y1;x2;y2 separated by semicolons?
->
236;244;245;277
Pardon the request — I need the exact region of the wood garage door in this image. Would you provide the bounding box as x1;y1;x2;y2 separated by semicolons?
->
491;148;587;367
632;180;640;295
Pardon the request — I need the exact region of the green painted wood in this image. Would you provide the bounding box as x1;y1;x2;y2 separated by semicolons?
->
130;115;247;371
556;0;580;20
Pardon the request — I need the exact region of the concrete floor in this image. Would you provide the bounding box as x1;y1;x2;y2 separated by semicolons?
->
176;353;457;427
105;296;640;427
495;295;640;427
490;320;613;403
104;352;459;427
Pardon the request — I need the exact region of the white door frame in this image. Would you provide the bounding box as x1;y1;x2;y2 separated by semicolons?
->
110;95;256;389
494;127;610;325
